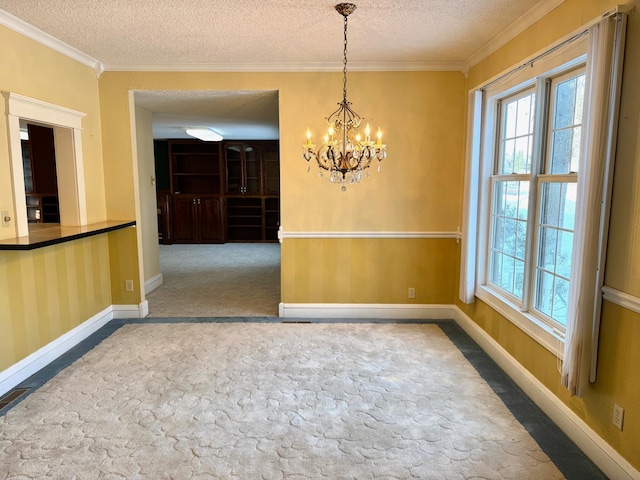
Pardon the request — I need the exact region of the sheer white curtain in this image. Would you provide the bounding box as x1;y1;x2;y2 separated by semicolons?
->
459;90;483;304
561;12;627;397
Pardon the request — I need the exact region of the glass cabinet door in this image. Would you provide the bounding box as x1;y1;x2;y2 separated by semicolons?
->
225;144;243;193
244;145;262;194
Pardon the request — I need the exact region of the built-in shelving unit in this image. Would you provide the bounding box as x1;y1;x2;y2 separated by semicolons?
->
156;139;279;244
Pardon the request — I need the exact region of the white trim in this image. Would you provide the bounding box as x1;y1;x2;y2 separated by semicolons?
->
279;231;461;240
101;61;463;73
0;9;101;73
139;300;149;318
602;286;640;315
453;306;640;480
0;305;112;397
112;304;146;319
462;0;566;72
3;92;86;129
476;286;565;358
279;303;454;319
144;273;164;295
3;92;88;234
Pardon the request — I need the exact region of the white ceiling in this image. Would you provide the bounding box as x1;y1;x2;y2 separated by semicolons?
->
0;0;563;140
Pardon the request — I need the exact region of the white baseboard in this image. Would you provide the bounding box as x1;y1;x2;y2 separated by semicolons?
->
0;305;113;397
278;302;454;319
0;301;151;398
452;306;640;480
112;302;148;319
144;273;163;295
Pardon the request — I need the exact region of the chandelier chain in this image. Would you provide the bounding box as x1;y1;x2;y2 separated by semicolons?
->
342;13;348;103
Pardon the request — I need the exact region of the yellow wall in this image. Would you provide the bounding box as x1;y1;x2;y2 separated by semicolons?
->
282;238;458;304
463;0;640;470
0;236;112;371
0;25;107;234
606;0;640;296
98;70;466;306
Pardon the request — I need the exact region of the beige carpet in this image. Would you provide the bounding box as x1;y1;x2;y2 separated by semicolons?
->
147;244;280;317
0;323;563;479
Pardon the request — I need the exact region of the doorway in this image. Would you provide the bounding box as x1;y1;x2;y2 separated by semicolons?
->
132;90;281;317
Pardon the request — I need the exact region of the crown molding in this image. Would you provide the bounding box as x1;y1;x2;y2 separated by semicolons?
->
101;61;464;73
462;0;566;73
0;8;102;75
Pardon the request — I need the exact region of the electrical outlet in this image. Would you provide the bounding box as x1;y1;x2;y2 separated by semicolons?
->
125;280;134;292
408;287;416;299
1;211;10;228
613;404;624;430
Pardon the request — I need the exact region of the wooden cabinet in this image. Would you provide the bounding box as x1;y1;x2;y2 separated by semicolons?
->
156;139;280;244
172;195;223;244
223;141;280;242
22;124;60;223
165;140;224;244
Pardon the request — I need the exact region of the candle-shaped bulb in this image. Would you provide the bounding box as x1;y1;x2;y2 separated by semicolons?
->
376;127;383;146
324;134;329;143
328;125;334;137
356;133;362;142
306;128;312;141
365;123;371;136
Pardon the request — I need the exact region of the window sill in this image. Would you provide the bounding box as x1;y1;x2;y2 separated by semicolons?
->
0;221;136;251
475;285;565;358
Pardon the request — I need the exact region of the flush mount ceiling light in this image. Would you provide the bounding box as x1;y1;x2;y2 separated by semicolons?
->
186;128;223;142
302;3;387;191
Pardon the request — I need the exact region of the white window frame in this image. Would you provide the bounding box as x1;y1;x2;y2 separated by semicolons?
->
3;92;87;237
476;60;587;357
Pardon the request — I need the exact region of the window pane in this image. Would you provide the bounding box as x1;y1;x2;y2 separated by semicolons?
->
552;277;570;326
490;179;529;300
502;254;515;292
556;230;573;278
560;183;577;230
514;259;525;299
534;182;576;325
548;73;586;174
516;96;534;137
515;221;527;260
554;77;577;129
541;183;561;227
539;226;557;272
551;129;572;174
499;92;535;174
491;219;502;255
536;270;554;317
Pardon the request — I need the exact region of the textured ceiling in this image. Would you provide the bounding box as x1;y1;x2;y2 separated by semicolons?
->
0;0;558;139
0;0;546;67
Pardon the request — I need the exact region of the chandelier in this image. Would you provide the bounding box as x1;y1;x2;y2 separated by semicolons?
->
303;3;387;191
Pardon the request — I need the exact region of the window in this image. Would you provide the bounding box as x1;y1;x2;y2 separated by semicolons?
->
462;11;626;392
483;65;586;336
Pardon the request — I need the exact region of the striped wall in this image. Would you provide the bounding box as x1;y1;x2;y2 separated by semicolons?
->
281;237;458;305
0;235;112;372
